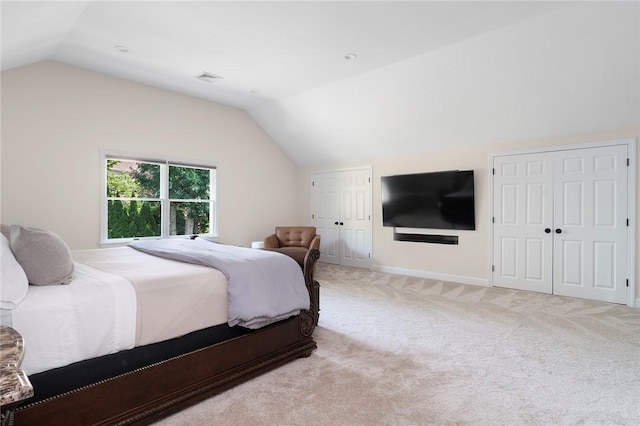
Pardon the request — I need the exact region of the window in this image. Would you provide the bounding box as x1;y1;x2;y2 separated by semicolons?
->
102;153;216;243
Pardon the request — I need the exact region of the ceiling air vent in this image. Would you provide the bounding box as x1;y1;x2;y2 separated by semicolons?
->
194;72;223;84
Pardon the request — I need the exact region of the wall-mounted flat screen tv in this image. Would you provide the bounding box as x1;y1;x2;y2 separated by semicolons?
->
381;170;475;230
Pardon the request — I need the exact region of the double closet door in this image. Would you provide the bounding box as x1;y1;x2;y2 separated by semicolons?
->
312;168;372;268
492;144;629;304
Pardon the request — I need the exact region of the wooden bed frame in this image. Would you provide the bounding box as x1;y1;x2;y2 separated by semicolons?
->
12;249;320;426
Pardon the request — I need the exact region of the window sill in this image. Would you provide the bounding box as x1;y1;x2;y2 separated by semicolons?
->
100;234;218;249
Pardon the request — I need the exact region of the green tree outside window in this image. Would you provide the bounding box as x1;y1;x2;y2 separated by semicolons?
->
105;158;215;240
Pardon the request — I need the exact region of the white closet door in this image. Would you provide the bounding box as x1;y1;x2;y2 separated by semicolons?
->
312;168;372;268
339;168;372;268
492;144;629;304
312;172;340;264
493;153;554;294
552;145;628;304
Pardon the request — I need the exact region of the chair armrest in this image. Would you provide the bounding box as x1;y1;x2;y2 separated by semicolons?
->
309;235;320;250
263;234;280;248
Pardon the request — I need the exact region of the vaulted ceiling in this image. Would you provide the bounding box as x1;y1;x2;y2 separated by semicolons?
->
2;1;638;166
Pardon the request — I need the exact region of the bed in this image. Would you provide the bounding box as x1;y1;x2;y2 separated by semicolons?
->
0;226;320;425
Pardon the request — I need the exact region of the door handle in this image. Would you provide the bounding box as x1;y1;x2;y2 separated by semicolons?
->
334;222;339;225
544;228;551;234
339;222;344;226
555;228;562;234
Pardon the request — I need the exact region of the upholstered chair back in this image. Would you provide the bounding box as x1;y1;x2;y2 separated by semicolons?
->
263;226;320;268
274;227;319;249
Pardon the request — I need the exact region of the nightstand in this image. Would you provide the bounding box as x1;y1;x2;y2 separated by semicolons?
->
0;326;33;426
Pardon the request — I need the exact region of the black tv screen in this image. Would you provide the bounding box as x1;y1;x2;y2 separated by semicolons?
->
381;170;475;230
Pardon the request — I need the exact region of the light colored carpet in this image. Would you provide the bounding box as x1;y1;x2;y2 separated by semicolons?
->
155;263;640;425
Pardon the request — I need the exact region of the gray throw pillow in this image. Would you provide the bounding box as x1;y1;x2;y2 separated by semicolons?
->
0;224;10;239
10;225;74;286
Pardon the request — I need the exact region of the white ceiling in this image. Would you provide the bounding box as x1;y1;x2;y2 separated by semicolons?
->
3;2;637;167
1;1;568;110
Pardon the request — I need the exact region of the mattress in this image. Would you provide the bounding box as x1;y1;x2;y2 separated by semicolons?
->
9;247;228;375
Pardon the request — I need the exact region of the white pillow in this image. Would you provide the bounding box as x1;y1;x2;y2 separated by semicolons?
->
1;233;29;309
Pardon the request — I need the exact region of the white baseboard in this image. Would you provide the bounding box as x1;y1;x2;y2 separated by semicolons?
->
372;265;490;287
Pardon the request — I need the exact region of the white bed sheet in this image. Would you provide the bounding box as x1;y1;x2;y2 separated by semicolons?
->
11;262;137;375
73;247;228;346
11;246;230;376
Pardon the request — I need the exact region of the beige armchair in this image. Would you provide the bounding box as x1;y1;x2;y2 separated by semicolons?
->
264;226;320;268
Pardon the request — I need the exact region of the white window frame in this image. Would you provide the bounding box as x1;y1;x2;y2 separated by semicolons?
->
101;150;218;246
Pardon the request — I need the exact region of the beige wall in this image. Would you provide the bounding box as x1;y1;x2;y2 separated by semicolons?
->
1;61;299;249
300;129;639;301
2;61;637;305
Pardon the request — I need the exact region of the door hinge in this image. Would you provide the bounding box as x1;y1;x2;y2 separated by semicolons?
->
369;215;371;220
627;218;630;226
368;177;371;183
492;168;495;175
369;253;371;259
626;279;629;287
492;265;495;272
312;181;315;186
627;158;630;166
312;214;315;219
492;217;495;223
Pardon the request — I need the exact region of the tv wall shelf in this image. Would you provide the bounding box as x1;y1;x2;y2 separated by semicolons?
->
393;232;459;245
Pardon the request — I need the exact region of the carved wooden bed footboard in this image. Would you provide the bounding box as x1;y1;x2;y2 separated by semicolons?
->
13;249;320;426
